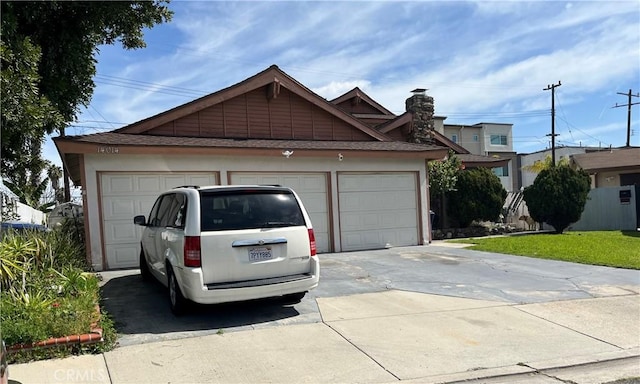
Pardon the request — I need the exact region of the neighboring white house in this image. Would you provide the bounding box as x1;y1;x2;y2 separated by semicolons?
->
54;65;448;271
434;120;516;192
1;179;46;225
517;146;597;189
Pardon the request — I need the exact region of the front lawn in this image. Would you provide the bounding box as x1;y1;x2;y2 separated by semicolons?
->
453;230;640;269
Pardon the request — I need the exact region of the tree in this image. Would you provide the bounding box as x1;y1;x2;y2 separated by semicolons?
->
428;151;462;228
446;167;507;228
523;165;591;234
0;37;63;182
522;154;570;174
1;1;172;200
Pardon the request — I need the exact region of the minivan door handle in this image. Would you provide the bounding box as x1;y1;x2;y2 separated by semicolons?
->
232;238;287;247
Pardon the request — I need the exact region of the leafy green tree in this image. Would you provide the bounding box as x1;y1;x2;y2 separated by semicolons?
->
1;1;172;200
523;165;591;234
0;37;63;182
428;151;462;228
446;167;507;228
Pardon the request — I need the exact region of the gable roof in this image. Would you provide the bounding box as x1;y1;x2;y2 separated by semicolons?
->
330;87;395;116
116;65;391;142
54;65;453;186
572;147;640;172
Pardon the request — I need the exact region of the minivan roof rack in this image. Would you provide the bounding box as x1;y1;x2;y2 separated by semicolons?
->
173;185;200;189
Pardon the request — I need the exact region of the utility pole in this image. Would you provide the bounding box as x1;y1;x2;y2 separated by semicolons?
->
544;81;561;166
613;89;639;147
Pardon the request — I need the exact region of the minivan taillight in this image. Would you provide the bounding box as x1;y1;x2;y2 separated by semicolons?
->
308;229;317;257
184;236;201;267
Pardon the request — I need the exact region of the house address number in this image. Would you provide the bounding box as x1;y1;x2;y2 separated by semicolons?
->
97;146;119;154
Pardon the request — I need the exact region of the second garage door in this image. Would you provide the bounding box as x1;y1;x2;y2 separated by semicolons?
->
338;172;419;251
230;172;330;253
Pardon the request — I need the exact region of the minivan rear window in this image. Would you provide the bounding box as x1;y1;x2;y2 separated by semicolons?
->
200;190;305;231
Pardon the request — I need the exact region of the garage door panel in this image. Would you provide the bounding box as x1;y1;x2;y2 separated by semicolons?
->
339;173;419;251
101;173;217;269
106;244;139;270
102;176;135;194
137;176;162;193
104;220;139;245
229;172;329;253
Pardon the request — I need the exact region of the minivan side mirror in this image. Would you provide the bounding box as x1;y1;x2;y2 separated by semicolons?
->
133;215;147;226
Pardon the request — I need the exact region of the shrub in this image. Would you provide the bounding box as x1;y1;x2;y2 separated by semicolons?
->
523;164;591;234
446;167;507;228
0;220;115;363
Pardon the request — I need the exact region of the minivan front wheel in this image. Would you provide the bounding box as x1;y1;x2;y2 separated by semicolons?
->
168;267;187;315
139;249;151;282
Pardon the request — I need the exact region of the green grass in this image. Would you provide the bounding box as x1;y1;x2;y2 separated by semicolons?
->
452;231;640;269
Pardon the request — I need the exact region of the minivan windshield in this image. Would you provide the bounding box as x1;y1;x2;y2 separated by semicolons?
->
200;190;305;231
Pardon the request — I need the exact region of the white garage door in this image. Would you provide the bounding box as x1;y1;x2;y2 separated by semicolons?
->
230;172;330;253
101;173;218;269
338;173;419;251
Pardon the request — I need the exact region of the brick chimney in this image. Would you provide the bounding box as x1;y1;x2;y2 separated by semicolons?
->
405;88;435;144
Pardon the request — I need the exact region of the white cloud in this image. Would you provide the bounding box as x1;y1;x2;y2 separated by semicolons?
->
62;0;639;158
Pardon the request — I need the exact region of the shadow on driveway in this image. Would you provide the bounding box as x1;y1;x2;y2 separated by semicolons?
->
99;270;320;345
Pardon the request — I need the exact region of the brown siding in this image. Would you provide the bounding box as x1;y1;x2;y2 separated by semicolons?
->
385;129;407;141
149;122;175;135
334;99;382;115
224;95;249;138
199;104;225;137
246;89;270;138
174;114;200;136
270;88;294;138
291;96;313;140
311;106;333;140
140;87;377;142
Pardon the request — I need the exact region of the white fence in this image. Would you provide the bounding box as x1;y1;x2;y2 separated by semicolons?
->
571;186;638;231
16;202;47;225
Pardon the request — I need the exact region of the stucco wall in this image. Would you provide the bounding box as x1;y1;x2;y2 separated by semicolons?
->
81;153;430;270
520;147;588;188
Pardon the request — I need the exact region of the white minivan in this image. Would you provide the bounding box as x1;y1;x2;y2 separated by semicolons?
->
134;185;320;315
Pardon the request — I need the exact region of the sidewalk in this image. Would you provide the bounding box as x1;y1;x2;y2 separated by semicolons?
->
10;290;640;383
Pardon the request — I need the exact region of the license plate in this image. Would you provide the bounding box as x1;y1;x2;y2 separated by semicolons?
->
249;247;272;261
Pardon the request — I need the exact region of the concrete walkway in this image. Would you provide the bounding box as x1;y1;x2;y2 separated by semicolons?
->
9;289;640;383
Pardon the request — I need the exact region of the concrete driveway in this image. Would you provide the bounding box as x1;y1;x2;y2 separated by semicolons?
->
98;243;639;347
10;243;640;383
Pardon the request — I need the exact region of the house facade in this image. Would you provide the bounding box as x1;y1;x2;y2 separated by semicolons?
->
571;147;640;188
55;66;449;271
434;121;516;192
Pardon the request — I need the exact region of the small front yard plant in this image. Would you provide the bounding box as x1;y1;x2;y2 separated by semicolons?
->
0;220;116;363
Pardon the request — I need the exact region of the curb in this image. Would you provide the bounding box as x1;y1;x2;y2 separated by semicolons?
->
7;305;103;353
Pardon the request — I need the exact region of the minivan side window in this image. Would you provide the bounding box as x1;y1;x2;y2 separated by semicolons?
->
166;193;187;228
147;196;165;227
155;194;176;227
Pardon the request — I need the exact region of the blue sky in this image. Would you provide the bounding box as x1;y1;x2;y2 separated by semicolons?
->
45;0;640;166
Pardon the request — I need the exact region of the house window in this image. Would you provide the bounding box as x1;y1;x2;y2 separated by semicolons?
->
451;134;458;143
490;134;508;145
473;134;479;142
492;165;509;177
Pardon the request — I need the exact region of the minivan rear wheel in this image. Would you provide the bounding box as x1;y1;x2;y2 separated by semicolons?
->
168;267;187;315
